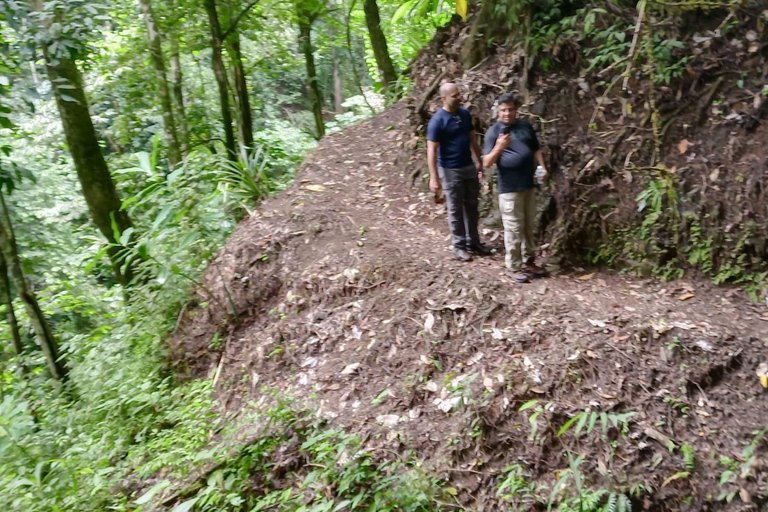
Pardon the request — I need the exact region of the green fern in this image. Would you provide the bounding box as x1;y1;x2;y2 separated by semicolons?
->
681;442;695;470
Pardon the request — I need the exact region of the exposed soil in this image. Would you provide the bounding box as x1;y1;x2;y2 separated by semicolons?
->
171;100;768;510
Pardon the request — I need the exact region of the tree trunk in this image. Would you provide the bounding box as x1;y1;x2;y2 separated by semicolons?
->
169;36;190;157
363;0;397;91
0;194;66;380
460;0;494;69
333;47;343;113
43;58;136;287
138;0;182;166
204;0;237;160
226;31;254;152
168;1;190;157
296;6;325;139
0;252;23;357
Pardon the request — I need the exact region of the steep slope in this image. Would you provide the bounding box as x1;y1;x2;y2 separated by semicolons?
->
172;101;768;510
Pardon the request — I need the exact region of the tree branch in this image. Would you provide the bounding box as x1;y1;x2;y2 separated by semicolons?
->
222;0;262;40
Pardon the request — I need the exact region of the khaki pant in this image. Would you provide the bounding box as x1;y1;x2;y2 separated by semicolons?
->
499;188;537;270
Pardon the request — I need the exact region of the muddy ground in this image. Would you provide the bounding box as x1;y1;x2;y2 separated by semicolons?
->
170;99;768;510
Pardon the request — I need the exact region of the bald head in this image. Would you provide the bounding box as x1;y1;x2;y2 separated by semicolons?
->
439;83;461;113
439;82;458;97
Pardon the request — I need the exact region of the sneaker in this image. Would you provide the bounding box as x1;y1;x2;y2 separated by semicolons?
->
454;248;473;262
468;244;493;256
505;269;529;283
522;262;547;278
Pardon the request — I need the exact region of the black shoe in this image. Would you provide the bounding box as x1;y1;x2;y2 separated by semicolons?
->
454;248;473;262
522;262;547;278
469;244;493;256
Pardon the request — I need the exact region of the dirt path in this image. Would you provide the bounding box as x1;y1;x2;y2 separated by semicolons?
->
178;102;768;510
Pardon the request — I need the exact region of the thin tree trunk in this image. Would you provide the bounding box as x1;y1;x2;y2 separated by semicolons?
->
333;48;343;113
0;194;66;380
204;0;237;160
363;0;397;90
296;6;325;139
226;31;254;151
169;37;190;157
346;0;376;113
138;0;182;166
0;252;23;357
460;0;492;69
168;2;190;157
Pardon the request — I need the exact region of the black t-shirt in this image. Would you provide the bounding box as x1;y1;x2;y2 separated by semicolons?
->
484;119;540;193
427;107;474;168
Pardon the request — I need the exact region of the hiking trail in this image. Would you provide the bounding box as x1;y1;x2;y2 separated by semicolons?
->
173;101;768;510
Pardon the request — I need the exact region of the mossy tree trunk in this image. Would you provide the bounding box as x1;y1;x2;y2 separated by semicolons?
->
226;31;254;152
296;2;325;139
363;0;397;91
0;252;22;357
204;0;237;160
138;0;182;166
0;194;66;380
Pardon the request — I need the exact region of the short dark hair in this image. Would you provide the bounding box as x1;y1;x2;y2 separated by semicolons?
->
497;93;519;108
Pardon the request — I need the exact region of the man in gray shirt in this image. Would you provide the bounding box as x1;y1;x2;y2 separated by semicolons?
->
483;93;548;283
427;83;491;261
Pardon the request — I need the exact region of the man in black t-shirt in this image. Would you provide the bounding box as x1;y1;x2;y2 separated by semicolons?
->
483;93;549;283
427;83;491;262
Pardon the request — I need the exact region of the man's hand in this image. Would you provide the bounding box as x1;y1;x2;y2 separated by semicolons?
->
477;163;484;180
539;167;549;182
429;176;442;195
494;133;512;151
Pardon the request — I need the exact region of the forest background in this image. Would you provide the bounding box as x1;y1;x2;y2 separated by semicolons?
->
1;0;767;511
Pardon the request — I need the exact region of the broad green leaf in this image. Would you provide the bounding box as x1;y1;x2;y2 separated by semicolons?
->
170;497;198;512
391;1;415;24
135;480;170;505
152;205;174;230
519;399;538;412
119;227;134;246
557;412;582;437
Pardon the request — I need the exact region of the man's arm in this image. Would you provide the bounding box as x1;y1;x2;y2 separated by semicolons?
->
469;130;484;178
483;132;511;168
427;140;441;194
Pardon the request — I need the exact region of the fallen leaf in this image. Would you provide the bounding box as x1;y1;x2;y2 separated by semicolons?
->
579;273;595;281
341;363;361;375
304;184;326;192
446;487;458;496
661;471;689;488
678;293;695;301
424;312;435;333
739;488;752;504
588;319;607;328
483;377;494;389
756;362;768;388
678;139;689;154
376;414;400;427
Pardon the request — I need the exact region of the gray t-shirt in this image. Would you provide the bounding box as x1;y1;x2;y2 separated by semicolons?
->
484;119;540;193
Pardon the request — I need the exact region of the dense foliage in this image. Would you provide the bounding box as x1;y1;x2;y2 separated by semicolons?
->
0;0;445;509
1;0;765;510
